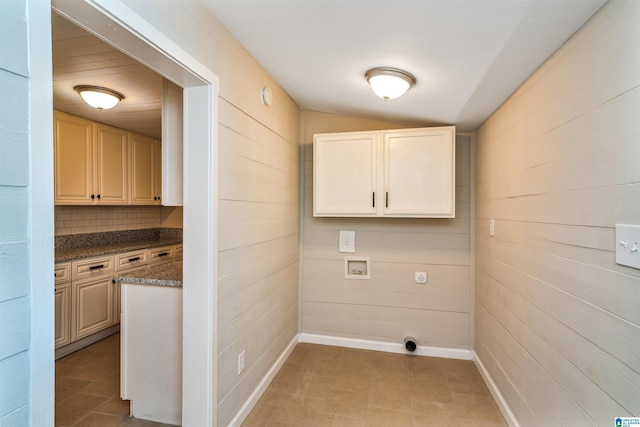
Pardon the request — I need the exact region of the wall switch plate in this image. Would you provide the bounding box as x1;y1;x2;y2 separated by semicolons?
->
237;351;245;375
615;224;640;269
339;230;356;253
489;219;495;237
415;271;427;284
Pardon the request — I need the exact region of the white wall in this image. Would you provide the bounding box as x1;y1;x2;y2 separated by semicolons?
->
474;1;640;425
115;2;301;425
300;111;472;352
0;0;54;424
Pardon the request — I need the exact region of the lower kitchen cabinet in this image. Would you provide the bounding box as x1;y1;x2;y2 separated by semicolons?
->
71;275;114;342
54;283;71;348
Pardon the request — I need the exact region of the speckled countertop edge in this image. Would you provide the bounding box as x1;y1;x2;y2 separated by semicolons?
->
55;238;182;262
115;261;183;287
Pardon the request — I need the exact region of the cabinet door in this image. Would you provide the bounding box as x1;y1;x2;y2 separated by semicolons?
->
55;283;71;348
129;132;158;205
154;139;162;204
95;123;128;204
383;127;455;217
53;111;94;204
313;132;378;216
71;275;114;341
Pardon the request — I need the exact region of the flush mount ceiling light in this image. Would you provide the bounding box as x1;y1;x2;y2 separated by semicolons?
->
365;67;416;101
74;85;125;109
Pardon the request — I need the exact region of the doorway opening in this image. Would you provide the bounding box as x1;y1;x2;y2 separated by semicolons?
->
50;1;219;424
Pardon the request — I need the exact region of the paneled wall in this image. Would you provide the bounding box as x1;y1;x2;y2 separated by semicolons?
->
0;0;53;424
116;2;302;424
301;111;472;351
0;2;31;423
474;1;640;425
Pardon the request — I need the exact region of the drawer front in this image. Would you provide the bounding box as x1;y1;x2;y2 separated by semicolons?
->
149;246;174;265
55;262;71;284
115;250;149;272
72;255;115;280
174;245;183;261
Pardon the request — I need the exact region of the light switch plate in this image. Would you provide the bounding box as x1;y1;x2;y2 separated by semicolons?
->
615;224;640;270
339;230;356;253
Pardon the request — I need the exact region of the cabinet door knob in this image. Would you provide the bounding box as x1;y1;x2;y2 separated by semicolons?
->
97;194;101;200
91;194;95;200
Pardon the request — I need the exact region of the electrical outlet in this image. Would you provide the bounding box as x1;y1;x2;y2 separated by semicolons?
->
237;351;245;375
415;271;427;284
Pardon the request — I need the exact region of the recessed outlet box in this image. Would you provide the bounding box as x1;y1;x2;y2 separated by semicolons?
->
615;224;640;270
344;256;370;279
237;351;245;375
415;272;427;284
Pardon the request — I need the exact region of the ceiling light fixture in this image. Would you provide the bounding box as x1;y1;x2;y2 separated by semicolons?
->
74;85;125;109
365;67;416;101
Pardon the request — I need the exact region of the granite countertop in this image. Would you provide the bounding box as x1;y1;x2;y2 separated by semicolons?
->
55;237;182;262
115;261;183;287
55;228;182;262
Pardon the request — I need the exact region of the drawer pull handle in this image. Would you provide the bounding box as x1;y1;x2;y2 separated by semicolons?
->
157;252;169;257
89;264;104;271
128;257;141;262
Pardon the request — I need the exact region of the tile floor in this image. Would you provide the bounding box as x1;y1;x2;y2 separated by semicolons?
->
57;335;506;427
241;343;507;427
55;333;174;427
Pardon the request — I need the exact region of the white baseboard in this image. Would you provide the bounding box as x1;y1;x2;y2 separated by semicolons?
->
228;335;299;427
299;333;473;360
473;352;520;427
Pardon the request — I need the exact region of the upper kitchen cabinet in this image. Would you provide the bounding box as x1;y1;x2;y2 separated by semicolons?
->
54;110;128;205
129;132;162;205
313;131;379;216
313;126;456;218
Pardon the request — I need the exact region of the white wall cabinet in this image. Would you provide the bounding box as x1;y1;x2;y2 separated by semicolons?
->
54;110;164;206
54;111;128;205
130;132;162;205
54;262;72;349
70;255;116;342
313;126;455;218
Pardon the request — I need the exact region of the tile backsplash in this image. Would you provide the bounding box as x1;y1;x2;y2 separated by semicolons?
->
55;205;162;236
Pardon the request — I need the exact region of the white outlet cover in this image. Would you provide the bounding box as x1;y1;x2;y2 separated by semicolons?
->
237;351;245;375
415;271;427;284
339;230;356;253
615;224;640;270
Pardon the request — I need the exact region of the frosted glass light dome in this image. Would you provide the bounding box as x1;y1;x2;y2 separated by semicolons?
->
365;68;416;100
74;85;125;109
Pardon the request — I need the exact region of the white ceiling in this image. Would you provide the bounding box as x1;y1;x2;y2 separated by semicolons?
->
202;0;607;131
52;13;163;138
52;0;607;135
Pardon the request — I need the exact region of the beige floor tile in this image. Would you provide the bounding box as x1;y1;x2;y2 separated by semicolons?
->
336;349;373;373
260;381;294;406
370;366;410;390
70;412;127;427
241;403;277;427
448;377;490;396
96;396;131;417
55;393;110;426
316;413;364;427
411;400;457;426
365;407;413;427
410;378;453;404
289;374;332;399
330;370;371;393
120;418;176;426
453;393;506;425
372;351;408;370
266;420;305;427
323;389;368;418
56;376;94;404
81;374;120;398
271;395;324;425
368;383;412;413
